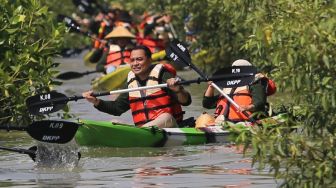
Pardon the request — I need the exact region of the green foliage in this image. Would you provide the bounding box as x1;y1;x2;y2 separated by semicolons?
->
0;0;65;125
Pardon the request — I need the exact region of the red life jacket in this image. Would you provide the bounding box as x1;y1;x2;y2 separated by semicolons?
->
136;36;165;53
215;86;252;121
105;45;131;67
128;64;183;127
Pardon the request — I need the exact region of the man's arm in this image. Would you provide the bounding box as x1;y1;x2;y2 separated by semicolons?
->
94;92;130;116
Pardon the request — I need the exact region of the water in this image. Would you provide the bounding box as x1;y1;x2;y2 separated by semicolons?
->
0;52;278;187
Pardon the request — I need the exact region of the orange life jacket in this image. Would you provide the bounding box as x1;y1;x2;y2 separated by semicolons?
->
214;86;252;121
127;64;183;126
214;74;275;121
105;45;131;67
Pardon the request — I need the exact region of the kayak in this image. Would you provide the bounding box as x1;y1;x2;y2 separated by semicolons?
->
91;66;130;91
75;113;287;147
83;50;97;68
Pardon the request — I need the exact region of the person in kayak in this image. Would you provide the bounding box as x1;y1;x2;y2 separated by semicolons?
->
83;45;192;128
202;59;269;123
90;26;136;74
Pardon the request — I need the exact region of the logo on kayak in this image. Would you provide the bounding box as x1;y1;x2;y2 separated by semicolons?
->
227;80;241;86
39;106;53;113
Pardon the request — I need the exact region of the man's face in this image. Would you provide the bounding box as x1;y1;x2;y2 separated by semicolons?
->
130;49;151;78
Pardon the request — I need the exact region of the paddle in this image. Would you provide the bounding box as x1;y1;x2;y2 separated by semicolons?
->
57;14;109;46
26;70;255;116
0;145;81;162
0;120;80;144
56;70;100;80
0;146;37;161
166;40;258;122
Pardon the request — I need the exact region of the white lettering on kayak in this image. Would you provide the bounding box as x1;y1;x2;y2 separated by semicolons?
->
169;53;178;61
177;43;186;52
39;106;53;113
40;94;50;101
42;135;60;141
49;122;63;129
227;80;241;86
232;68;240;74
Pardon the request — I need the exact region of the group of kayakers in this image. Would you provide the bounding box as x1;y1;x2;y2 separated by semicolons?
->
72;4;276;128
73;5;174;74
82;46;276;128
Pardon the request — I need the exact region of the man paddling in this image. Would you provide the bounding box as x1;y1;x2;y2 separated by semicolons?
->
202;59;268;123
83;45;191;128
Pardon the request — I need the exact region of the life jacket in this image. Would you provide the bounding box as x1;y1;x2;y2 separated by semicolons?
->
105;45;131;67
214;73;276;121
127;64;183;127
136;36;165;53
214;86;252;121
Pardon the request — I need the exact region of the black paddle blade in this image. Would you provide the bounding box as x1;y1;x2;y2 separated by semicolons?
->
213;75;255;88
57;14;81;33
214;66;257;76
56;71;84;80
27;120;80;144
26;91;69;115
28;146;37;161
165;40;191;66
56;70;99;80
212;66;257;88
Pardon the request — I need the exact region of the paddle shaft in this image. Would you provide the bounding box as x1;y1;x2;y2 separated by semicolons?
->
0;146;37;161
0;126;26;131
51;74;252;103
0;146;35;155
170;43;254;120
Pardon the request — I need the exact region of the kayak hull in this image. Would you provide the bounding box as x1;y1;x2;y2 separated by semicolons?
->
75;114;287;147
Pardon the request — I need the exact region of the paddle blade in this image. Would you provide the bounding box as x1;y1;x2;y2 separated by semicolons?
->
27;120;80;144
212;66;257;88
166;40;191;65
26;91;68;115
56;71;84;80
57;15;81;33
214;66;257;76
165;45;187;66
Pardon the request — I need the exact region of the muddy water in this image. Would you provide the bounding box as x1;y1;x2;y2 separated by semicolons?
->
0;52;278;187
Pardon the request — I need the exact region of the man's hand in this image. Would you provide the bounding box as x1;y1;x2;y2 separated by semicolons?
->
166;78;182;92
82;90;100;106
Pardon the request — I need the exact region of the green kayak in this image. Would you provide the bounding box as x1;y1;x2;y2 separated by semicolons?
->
75;113;287;147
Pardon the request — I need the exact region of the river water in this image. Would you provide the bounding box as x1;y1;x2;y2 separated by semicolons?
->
0;52;278;187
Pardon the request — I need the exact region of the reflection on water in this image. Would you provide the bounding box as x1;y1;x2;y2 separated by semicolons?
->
0;54;278;187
